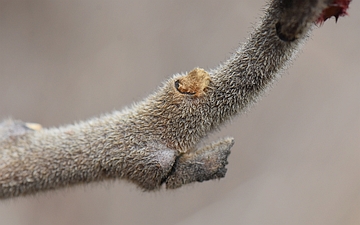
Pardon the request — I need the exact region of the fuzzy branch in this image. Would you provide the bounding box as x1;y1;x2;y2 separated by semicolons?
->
0;0;348;199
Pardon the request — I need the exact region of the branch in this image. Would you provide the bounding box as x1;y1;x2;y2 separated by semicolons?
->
0;0;350;199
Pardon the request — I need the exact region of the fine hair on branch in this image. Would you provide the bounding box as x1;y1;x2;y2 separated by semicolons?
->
0;0;351;199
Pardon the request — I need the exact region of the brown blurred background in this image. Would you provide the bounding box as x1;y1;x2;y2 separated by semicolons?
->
0;1;359;224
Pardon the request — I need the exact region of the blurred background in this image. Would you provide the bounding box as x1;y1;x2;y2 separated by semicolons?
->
0;0;359;224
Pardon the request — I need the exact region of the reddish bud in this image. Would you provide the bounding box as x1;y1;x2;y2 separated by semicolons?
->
317;0;351;24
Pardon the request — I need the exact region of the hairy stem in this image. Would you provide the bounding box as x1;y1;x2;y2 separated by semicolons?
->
0;0;335;199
